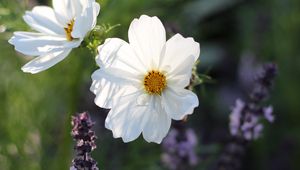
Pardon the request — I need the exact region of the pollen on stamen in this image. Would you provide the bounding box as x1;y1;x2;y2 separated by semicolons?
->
143;70;167;95
64;19;75;41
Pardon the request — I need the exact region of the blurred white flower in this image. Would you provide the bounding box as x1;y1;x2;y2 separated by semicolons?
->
91;15;200;144
9;0;100;74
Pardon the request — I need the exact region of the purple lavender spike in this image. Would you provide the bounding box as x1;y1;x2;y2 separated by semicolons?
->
70;112;99;170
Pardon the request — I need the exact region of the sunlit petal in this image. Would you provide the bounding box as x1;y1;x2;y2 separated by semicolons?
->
21;49;72;74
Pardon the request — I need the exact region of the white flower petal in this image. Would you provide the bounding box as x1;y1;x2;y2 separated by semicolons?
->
105;91;150;142
71;1;100;39
96;38;147;74
166;55;195;89
128;15;166;69
91;79;121;109
52;0;75;25
161;33;200;75
91;2;100;28
167;74;191;89
21;49;71;74
92;68;140;88
23;6;64;35
90;68;140;109
162;87;198;120
8;32;75;56
72;0;83;16
142;96;172;144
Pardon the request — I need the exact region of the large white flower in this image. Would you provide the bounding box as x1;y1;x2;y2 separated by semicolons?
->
91;15;200;144
9;0;100;74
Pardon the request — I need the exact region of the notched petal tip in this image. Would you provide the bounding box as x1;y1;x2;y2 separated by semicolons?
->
121;136;137;143
137;14;160;21
8;36;15;45
105;118;140;143
162;88;199;121
143;135;164;144
95;38;130;67
172;33;200;60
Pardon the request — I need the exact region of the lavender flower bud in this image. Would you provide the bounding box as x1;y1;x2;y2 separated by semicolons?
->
253;124;264;140
70;112;99;170
250;63;277;102
229;99;245;136
263;106;274;123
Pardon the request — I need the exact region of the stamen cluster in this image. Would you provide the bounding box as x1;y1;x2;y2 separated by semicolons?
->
144;70;167;95
65;19;75;41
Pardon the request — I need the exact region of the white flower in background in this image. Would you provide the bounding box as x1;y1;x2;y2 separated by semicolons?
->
91;15;200;144
9;0;100;74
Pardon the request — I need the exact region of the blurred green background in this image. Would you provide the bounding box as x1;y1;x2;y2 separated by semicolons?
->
0;0;300;169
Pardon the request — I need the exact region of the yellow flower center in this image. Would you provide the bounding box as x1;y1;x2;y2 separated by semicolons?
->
64;19;74;41
143;70;167;95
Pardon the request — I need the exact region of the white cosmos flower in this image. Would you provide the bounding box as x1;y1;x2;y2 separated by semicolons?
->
9;0;100;74
90;15;200;144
